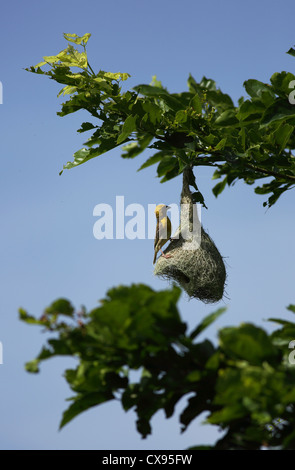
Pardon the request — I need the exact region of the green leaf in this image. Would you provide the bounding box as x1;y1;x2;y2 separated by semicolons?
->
237;100;266;122
191;94;202;113
25;359;40;373
244;79;274;100
57;85;78;97
214;109;239;126
149;75;163;88
214;138;227;151
45;299;75;317
199;76;216;91
190;308;226;340
287;47;295;57
187;74;199;94
180;393;209;429
133;84;184;112
270;71;295;96
212;177;228;197
77;122;97;133
219;324;278;365
273;123;294;152
175;110;187;124
59;392;113;429
142;101;162;125
103;72;130;81
63;33;91;45
206;90;234;110
122;135;152;159
38;47;88;69
261;99;295;126
207;404;246;424
117;115;137;144
137;152;165;171
287;305;295;313
157;156;178;177
186;370;202;382
61;147;92;172
19;308;48;326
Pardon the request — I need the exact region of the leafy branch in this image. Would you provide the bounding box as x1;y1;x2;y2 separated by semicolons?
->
19;286;295;450
27;33;295;207
22;33;295;450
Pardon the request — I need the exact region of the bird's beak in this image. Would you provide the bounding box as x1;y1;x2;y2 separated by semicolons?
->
166;205;170;210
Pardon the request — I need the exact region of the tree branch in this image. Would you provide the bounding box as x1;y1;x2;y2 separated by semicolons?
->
245;162;295;183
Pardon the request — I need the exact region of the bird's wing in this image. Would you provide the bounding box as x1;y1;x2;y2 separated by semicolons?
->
158;218;169;241
154;222;159;249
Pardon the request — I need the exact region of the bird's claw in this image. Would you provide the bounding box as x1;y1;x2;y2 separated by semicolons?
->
161;253;172;259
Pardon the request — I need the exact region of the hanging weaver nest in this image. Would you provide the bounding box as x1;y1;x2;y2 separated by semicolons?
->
154;167;226;303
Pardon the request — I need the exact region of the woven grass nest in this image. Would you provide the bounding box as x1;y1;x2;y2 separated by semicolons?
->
154;168;226;303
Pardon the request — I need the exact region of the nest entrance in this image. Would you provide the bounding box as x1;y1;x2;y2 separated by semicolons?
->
154;168;226;303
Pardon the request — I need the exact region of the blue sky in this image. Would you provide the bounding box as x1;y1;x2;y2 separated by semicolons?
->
1;0;295;450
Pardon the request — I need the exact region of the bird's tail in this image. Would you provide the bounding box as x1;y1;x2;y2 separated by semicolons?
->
153;251;157;264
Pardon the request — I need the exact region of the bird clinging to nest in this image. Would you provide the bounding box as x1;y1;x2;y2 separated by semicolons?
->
153;204;172;264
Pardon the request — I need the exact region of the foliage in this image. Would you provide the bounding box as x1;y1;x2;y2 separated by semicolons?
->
20;286;295;450
27;33;295;207
23;34;295;449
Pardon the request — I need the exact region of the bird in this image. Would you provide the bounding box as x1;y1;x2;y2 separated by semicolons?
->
153;204;172;264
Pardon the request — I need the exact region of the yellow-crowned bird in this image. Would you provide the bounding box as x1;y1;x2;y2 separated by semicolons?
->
153;204;172;264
